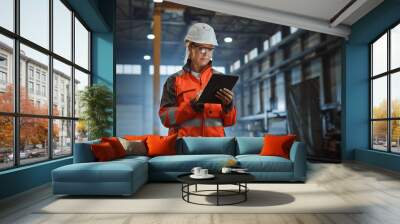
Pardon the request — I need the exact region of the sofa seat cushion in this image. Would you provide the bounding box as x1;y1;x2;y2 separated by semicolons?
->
149;154;235;172
236;155;293;172
52;159;147;183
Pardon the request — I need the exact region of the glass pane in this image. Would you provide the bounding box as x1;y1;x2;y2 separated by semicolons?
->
20;117;49;165
0;34;14;112
20;44;49;115
372;121;388;151
372;33;387;76
372;76;387;119
53;0;72;60
391;120;400;153
53;59;72;117
391;72;400;118
20;0;49;49
74;17;89;70
391;24;400;70
0;116;14;170
53;119;72;158
75;120;88;143
74;69;89;118
0;0;14;31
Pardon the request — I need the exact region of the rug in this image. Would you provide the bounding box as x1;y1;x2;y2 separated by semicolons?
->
37;183;362;214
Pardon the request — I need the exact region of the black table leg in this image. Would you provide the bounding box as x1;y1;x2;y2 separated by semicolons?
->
245;183;247;201
195;184;197;192
216;184;219;206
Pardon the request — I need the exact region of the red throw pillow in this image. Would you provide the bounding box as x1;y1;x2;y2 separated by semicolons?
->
146;134;178;157
101;137;127;158
91;142;117;161
260;134;297;159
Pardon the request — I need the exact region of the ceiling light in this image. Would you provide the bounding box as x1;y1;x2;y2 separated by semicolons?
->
224;37;233;43
153;0;163;3
144;55;151;60
147;34;155;40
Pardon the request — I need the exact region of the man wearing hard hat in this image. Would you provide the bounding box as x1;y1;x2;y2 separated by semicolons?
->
159;23;236;137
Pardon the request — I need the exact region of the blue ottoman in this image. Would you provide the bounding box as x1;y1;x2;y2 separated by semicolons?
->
52;156;148;196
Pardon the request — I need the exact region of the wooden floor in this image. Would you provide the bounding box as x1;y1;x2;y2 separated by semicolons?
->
1;162;400;224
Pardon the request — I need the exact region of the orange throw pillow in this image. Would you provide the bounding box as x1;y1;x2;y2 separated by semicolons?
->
146;134;178;157
124;135;150;141
260;134;297;159
91;142;117;161
101;137;127;158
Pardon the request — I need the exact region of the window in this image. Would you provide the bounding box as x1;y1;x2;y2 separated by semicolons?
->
370;23;400;153
74;17;89;70
42;85;46;97
36;83;40;95
29;67;34;79
0;55;7;67
28;82;34;93
21;44;49;115
232;60;241;71
0;34;14;113
116;64;142;75
20;0;49;49
248;48;258;60
74;69;89;119
0;1;91;170
53;0;72;60
270;31;282;46
149;65;180;76
53;59;72;117
290;27;299;34
214;66;226;74
0;71;6;85
0;0;14;31
263;40;269;51
244;54;249;64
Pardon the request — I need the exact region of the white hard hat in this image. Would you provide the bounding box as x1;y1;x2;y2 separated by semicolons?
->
184;23;218;46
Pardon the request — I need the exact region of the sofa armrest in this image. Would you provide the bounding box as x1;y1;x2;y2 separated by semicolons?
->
289;141;307;181
73;140;100;163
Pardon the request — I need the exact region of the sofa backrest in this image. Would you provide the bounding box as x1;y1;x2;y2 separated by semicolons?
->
178;137;236;155
73;139;100;163
235;137;264;155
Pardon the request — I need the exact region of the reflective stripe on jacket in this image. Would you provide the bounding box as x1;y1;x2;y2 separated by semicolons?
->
158;61;236;137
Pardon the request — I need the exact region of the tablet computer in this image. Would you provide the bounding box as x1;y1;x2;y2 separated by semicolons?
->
197;74;239;104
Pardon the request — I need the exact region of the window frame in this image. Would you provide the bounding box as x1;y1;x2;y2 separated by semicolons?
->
369;20;400;154
0;0;92;171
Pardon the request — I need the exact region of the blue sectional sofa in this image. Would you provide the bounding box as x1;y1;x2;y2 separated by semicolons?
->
52;137;306;196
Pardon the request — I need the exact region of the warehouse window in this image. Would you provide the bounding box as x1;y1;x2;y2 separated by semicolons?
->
231;60;241;72
270;31;282;46
290;27;299;34
149;65;181;76
263;40;269;51
116;64;142;75
248;48;258;60
370;22;400;154
0;0;91;171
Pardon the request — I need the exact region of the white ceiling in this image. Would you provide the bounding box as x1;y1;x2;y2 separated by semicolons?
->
166;0;384;38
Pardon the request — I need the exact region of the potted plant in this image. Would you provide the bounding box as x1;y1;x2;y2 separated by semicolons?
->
79;84;113;140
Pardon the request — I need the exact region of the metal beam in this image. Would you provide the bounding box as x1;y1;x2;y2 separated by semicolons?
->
166;0;351;38
152;3;161;134
330;0;366;27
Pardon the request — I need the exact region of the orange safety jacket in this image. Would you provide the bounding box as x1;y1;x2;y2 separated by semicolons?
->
159;61;236;137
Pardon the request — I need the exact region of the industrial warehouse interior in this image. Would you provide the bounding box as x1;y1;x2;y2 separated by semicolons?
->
0;0;400;223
